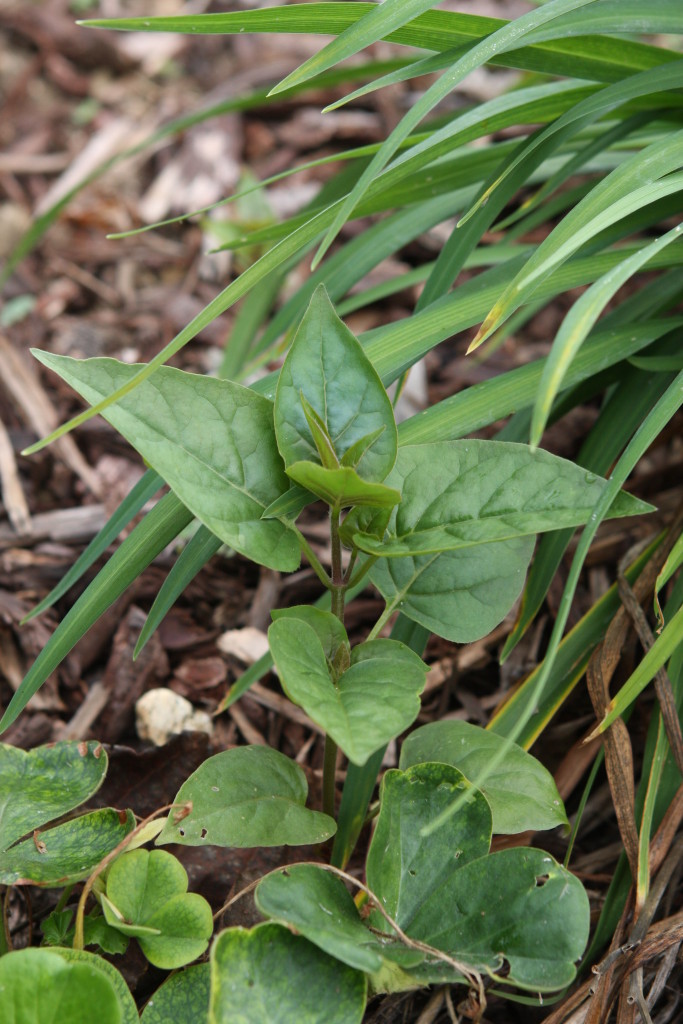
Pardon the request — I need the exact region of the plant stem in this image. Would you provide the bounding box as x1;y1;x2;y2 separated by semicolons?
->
323;505;346;819
366;601;397;642
322;734;338;820
293;524;331;588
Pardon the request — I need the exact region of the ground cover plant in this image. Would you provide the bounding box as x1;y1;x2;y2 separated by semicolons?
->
0;0;682;1021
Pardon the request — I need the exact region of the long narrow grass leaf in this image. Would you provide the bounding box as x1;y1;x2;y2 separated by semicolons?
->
22;469;163;622
269;0;443;96
134;525;223;658
0;493;194;734
311;0;603;268
530;224;683;445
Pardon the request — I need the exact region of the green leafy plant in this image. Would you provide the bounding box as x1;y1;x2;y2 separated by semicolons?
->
2;0;682;1019
1;285;655;1017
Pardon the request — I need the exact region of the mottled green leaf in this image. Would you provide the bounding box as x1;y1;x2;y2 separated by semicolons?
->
355;441;653;557
141;965;211;1024
33;352;300;572
0;808;134;887
286;461;401;510
0;948;122;1024
0;740;108;850
156;746;335;848
102;849;213;969
274;286;397;482
268;619;427;765
370;538;534;643
400;721;568;833
209;923;366;1024
366;764;492;934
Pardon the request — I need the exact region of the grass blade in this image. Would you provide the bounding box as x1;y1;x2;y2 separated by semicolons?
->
530;224;683;446
269;0;443;96
22;469;163;622
0;493;193;734
133;526;223;658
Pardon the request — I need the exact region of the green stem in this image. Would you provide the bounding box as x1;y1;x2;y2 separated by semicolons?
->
293;525;331;588
322;735;338;821
366;601;398;642
323;505;346;819
346;552;378;589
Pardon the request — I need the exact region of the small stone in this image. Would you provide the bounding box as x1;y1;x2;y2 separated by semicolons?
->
217;626;269;665
135;688;213;747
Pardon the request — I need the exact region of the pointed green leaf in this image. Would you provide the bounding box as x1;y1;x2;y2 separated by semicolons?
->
355;441;653;557
0;948;123;1024
300;393;340;469
367;764;492;933
268;619;427;765
370;538;534;643
0;808;134;887
0;740;108;850
286;461;401;510
33;352;300;572
0;492;193;734
274;285;397;481
261;484;314;522
209;923;366;1024
141;964;211;1024
103;849;213;969
400;721;568;834
156;746;335;848
50;948;138;1024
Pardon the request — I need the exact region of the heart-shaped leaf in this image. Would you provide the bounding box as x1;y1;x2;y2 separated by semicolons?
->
354;441;653;557
209;922;366;1024
369;538;534;643
400;721;568;833
274;285;396;482
268;619;427;765
286;462;401;510
0;808;134;887
156;746;335;848
50;948;138;1024
368;763;589;991
0;948;123;1024
408;848;590;990
101;849;213;969
141;964;210;1024
0;740;107;851
33;352;300;573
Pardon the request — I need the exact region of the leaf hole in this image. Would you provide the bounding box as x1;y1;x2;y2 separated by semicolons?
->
408;869;416;877
534;874;550;887
200;828;208;839
178;828;186;836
